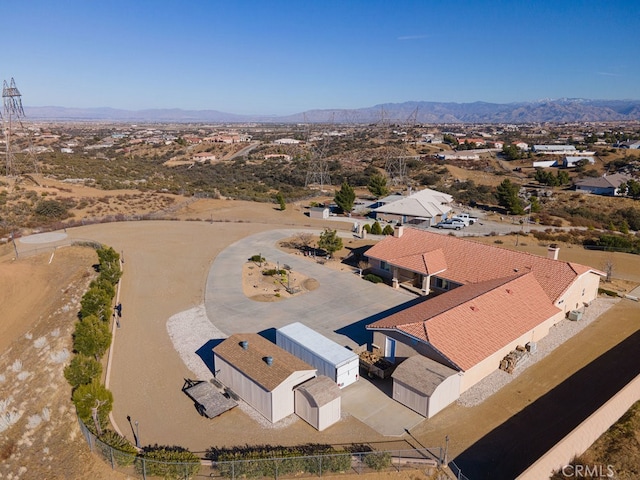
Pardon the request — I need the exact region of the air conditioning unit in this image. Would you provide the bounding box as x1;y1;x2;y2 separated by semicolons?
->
526;342;537;353
568;310;583;321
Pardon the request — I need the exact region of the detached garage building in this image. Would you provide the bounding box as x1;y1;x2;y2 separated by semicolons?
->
276;322;359;388
213;333;316;423
391;356;460;418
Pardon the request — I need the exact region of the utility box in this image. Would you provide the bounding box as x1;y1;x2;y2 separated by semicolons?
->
276;322;359;388
568;310;583;321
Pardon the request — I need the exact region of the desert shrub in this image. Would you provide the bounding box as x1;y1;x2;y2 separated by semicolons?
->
382;224;394;235
34;199;69;219
249;254;265;263
362;223;371;233
364;274;383;284
370;221;382;235
80;286;112;321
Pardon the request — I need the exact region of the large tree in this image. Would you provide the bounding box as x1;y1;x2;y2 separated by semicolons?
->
367;174;389;198
334;181;356;214
317;228;343;258
496;179;524;214
64;354;103;388
72;380;113;434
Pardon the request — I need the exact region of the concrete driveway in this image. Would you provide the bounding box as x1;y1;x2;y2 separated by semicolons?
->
204;229;415;348
203;229;425;435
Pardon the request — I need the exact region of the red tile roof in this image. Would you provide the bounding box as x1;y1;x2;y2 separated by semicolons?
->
365;228;593;303
368;272;561;370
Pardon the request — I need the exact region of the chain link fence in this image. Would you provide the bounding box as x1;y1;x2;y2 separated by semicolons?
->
79;418;444;479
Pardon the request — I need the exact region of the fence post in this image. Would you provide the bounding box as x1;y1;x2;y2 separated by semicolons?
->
110;446;115;469
318;454;321;477
142;457;147;480
358;453;362;474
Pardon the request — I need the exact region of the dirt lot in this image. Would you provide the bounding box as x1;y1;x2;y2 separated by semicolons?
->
1;192;640;479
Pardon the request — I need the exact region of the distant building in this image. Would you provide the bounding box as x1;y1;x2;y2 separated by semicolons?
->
274;138;301;145
574;173;631;196
372;188;453;226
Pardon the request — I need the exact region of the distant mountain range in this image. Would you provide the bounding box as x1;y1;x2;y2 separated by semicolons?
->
23;99;640;124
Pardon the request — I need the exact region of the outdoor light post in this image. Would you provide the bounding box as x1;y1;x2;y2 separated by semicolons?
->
135;421;140;448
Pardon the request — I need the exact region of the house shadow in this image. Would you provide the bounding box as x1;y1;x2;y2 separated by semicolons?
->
335;296;427;347
195;338;226;376
341;244;374;268
452;329;640;480
257;327;277;343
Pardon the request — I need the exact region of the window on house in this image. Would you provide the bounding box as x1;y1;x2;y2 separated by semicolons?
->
380;261;390;272
434;277;450;290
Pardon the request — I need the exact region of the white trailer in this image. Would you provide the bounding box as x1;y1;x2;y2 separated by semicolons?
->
276;322;359;388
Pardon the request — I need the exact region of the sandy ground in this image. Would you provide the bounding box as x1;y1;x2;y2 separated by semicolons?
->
1;196;640;479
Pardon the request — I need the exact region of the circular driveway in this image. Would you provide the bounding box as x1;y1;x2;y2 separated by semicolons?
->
204;229;415;347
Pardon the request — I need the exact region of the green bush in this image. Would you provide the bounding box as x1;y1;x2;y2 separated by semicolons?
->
262;268;286;276
80;286;112;321
249;254;265;263
370;221;382;235
97;430;137;467
363;451;392;471
362;223;371;233
382;224;394;235
364;274;383;284
136;445;200;479
64;354;102;388
73;315;111;359
72;380;113;430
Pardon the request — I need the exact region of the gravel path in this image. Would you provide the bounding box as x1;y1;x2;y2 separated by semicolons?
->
457;296;621;407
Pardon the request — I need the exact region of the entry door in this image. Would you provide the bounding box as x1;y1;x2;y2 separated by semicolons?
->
385;337;396;363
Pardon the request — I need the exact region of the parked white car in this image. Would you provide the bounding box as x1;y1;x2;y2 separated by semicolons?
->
434;219;466;230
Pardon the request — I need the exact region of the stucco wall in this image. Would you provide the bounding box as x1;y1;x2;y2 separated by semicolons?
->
460;310;565;392
556;272;601;316
518;373;640;479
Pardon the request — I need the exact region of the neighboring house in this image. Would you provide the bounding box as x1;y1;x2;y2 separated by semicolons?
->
364;227;603;396
213;334;316;423
372;188;453;226
616;141;640;149
574;173;632;196
273;138;301;145
513;141;529;151
436;152;480;161
533;145;576;154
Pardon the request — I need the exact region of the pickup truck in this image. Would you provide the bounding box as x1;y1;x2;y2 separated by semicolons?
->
434;219;466;230
451;213;478;226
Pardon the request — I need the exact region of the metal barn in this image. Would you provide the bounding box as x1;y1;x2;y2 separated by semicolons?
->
276;322;359;388
213;334;316;423
294;376;341;431
391;355;460;418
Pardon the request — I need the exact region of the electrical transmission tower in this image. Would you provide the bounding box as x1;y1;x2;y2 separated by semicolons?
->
3;78;38;179
383;106;420;186
304;113;332;191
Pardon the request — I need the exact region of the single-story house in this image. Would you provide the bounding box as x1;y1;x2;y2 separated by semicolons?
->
533;145;576;154
192;152;217;163
294;376;341;431
213;334;316;423
391;355;461;418
372;188;453;226
574;173;631;196
364;227;603;394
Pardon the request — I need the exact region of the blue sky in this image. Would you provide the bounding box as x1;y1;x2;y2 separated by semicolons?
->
3;0;639;115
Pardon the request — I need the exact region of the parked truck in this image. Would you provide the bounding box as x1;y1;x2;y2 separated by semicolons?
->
276;322;359;388
451;213;478;226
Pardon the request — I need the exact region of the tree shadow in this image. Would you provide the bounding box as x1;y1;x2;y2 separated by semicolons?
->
341;244;374;268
